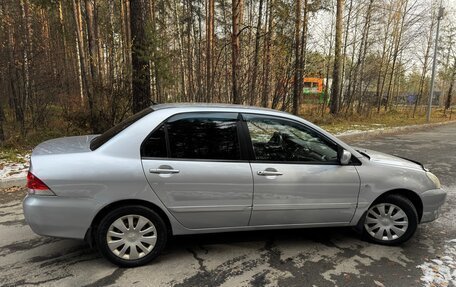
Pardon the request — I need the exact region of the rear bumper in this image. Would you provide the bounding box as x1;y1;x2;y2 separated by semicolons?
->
23;195;99;239
420;188;447;223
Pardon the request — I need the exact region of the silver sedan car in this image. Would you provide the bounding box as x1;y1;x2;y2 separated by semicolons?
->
23;104;446;267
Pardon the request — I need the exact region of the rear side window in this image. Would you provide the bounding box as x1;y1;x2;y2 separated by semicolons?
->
90;108;153;150
141;112;241;160
143;112;241;160
141;125;167;158
167;113;240;160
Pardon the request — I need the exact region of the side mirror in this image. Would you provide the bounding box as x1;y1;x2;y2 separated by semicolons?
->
340;150;352;165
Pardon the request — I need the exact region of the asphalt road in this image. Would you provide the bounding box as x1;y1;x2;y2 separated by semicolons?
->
0;124;455;287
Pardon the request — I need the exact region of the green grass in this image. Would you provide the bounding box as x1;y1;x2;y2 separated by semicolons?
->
0;148;29;163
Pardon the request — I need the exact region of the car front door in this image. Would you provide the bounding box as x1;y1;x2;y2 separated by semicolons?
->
141;112;254;229
243;113;360;226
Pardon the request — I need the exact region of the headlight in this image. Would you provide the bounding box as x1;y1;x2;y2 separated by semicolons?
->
426;172;441;189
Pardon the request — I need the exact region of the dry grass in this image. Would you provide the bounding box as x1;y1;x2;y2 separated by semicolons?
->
1;105;454;161
301;106;455;134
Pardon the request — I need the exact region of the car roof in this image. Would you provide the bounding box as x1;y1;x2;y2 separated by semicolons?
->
151;103;284;113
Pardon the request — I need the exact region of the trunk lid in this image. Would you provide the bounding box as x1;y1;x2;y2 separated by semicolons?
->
32;135;98;156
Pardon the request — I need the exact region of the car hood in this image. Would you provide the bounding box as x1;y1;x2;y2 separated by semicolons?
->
354;147;425;171
32;135;99;156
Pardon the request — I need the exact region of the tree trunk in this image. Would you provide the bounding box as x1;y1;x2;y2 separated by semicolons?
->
149;0;162;103
121;0;132;96
19;0;31;134
186;0;195;101
197;6;203;101
342;10;359;112
58;0;71;97
125;0;132;64
84;0;99;122
249;0;264;106
339;0;353;108
206;0;214;102
6;4;24;132
445;58;456;111
108;0;117;121
73;0;95;126
72;0;84;103
384;0;408;111
0;104;4;143
414;12;435;117
261;0;273;108
354;0;373;114
322;3;335;116
75;27;85;103
173;0;187;101
130;0;151;113
0;4;5;142
375;12;393;113
221;0;231;102
232;0;242;104
330;0;344;114
292;0;301;115
298;0;308;109
94;2;104;85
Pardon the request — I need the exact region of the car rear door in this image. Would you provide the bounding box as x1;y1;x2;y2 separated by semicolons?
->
242;113;360;226
141;112;254;229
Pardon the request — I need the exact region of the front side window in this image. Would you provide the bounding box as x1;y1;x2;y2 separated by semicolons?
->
166;113;241;160
244;114;338;163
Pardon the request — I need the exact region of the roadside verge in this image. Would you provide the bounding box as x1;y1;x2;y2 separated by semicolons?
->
335;120;456;142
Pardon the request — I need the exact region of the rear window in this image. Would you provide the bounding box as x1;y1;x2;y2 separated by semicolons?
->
90;108;153;150
166;112;240;160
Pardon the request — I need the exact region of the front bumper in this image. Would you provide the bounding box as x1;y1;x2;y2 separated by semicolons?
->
420;188;447;223
23;195;99;239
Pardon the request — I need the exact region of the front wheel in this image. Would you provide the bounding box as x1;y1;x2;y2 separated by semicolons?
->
362;194;418;245
95;206;167;267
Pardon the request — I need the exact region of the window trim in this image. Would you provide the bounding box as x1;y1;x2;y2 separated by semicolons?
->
240;113;360;166
140;112;250;162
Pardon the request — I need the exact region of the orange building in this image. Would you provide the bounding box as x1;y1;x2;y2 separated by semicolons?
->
303;77;324;94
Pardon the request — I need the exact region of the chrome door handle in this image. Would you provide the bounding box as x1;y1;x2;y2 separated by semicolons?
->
149;168;180;174
257;170;283;176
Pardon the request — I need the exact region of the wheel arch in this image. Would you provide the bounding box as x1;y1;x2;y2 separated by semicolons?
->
85;199;173;247
370;189;423;222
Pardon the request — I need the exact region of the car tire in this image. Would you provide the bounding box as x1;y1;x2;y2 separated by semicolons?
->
95;205;167;267
362;194;418;245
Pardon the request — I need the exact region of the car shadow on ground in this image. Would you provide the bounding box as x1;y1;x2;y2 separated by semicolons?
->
47;227;362;260
9;226;364;278
166;226;362;251
56;226;362;255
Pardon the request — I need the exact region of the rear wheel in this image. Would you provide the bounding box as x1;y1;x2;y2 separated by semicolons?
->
96;205;167;267
362;194;418;245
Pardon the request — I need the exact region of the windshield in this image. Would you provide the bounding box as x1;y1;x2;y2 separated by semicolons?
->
90;107;153;150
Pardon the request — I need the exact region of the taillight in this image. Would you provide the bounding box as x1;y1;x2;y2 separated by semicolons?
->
27;171;55;196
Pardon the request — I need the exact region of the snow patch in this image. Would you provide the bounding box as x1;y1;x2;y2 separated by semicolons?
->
0;154;30;182
417;240;456;287
335;127;386;137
